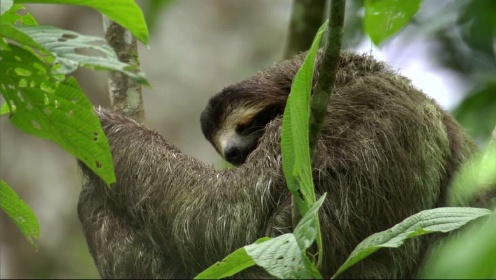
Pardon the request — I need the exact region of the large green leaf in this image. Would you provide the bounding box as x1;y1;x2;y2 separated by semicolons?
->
0;44;116;184
0;3;38;26
453;83;496;141
332;207;492;278
15;0;149;45
293;194;327;251
245;234;318;279
280;20;327;272
364;0;422;46
194;246;256;279
457;0;496;60
194;196;327;279
193;238;274;279
11;25;148;84
0;24;43;51
0;180;39;248
281;20;327;212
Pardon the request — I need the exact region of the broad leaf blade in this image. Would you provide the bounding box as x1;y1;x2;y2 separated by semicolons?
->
245;233;320;279
16;0;149;45
453;83;496;141
0;3;38;26
294;194;327;251
0;180;39;248
281;20;327;210
364;0;422;46
15;25;148;84
333;207;492;278
194;237;270;279
0;44;116;184
194;247;256;279
0;23;44;50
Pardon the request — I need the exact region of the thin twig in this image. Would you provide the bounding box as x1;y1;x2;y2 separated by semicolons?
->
309;0;345;157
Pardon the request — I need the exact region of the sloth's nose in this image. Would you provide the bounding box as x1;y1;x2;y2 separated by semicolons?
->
224;146;245;166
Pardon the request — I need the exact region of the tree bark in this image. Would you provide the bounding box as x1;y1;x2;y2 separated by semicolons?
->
102;16;145;123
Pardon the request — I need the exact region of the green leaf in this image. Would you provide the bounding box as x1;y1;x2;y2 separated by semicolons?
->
333;207;492;278
457;0;496;60
14;25;148;84
194;237;270;279
0;180;39;248
281;20;327;212
453;83;496;141
449;139;496;206
194;247;256;279
0;3;38;26
245;233;320;279
1;101;10;116
0;44;116;185
0;24;44;50
1;0;13;15
294;194;327;251
364;0;422;46
280;20;327;271
195;195;328;280
15;0;149;45
421;215;496;278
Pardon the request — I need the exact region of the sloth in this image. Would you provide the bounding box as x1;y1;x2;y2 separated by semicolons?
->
77;51;479;279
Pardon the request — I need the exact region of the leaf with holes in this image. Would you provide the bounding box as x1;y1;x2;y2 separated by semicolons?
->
17;0;149;45
294;194;326;251
245;233;321;279
0;180;39;248
0;44;116;184
0;3;38;27
11;25;148;84
194;237;271;279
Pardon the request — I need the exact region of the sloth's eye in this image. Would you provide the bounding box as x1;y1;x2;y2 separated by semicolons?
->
237;119;259;135
236;106;283;135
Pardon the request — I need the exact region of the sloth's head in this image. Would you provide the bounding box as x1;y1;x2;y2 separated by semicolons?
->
200;80;290;166
200;52;314;165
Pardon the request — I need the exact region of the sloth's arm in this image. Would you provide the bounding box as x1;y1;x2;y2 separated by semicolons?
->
77;108;285;277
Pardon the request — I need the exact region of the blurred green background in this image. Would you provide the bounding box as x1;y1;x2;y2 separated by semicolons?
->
1;0;494;278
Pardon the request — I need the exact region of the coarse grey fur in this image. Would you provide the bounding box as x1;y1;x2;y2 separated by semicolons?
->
78;51;479;278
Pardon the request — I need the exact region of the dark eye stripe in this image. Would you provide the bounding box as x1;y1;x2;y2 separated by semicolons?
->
236;106;283;135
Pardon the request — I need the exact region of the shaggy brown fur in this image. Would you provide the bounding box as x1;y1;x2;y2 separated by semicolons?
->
77;51;478;278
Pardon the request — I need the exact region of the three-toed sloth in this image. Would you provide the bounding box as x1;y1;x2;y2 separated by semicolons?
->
77;51;479;278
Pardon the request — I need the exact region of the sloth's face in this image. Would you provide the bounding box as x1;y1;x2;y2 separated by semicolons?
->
201;102;282;166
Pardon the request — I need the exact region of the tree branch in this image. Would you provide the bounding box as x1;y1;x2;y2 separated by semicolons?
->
309;0;345;157
102;16;145;123
283;0;327;59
